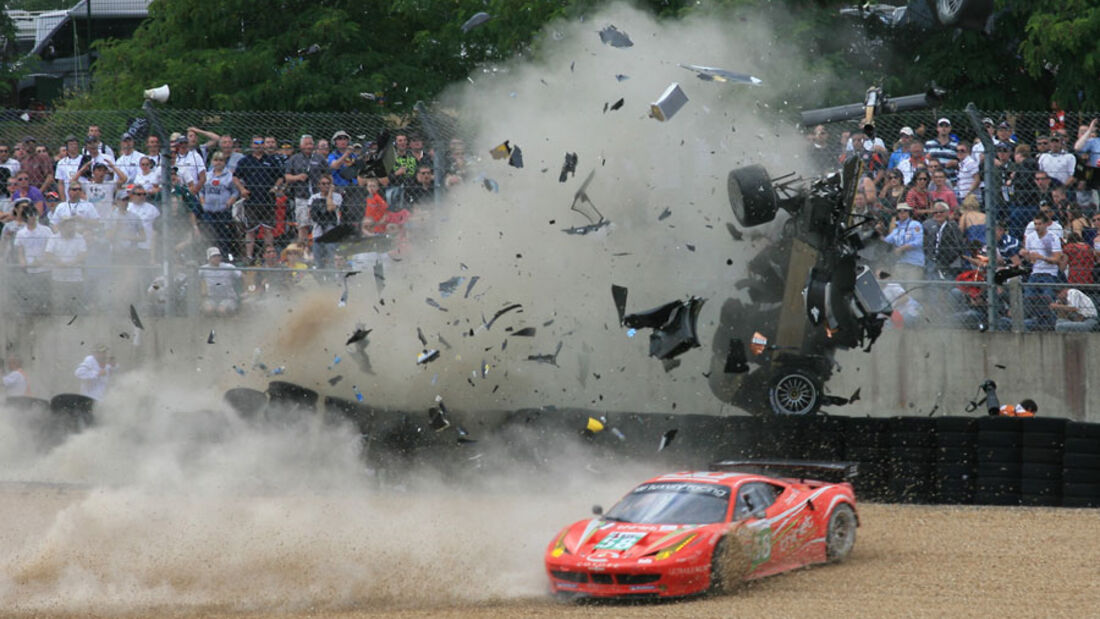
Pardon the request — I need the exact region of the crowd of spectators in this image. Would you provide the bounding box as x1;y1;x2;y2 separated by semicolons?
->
0;124;472;318
809;112;1100;332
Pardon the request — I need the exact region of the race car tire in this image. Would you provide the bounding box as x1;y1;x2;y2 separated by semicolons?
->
936;431;976;448
825;503;857;562
767;369;822;416
1021;432;1063;449
1021;447;1063;465
727;165;778;228
1062;453;1100;469
927;0;994;29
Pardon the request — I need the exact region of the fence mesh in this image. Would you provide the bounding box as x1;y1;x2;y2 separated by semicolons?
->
0;106;1097;331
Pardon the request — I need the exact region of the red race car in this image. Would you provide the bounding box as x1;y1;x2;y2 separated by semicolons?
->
545;461;859;598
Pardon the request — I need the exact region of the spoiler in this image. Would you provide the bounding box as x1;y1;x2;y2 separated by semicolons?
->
708;459;859;482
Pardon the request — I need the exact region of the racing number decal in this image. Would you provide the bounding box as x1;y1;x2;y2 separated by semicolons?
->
595;532;646;551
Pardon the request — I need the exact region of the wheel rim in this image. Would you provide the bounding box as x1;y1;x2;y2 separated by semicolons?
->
772;373;817;415
828;508;856;558
937;0;963;16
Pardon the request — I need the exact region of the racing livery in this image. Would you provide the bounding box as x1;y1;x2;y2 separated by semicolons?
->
545;462;858;598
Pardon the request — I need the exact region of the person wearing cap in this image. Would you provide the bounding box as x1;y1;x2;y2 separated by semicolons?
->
1038;134;1076;186
925;118;959;184
235;134;282;263
198;246;243;316
327;130;358;187
884;202;925;284
13;202;53;314
284;134;326;245
45;215;87;313
114;132;146;182
74;343;116;400
173;133;207;194
53;136;84;195
85;125;115;159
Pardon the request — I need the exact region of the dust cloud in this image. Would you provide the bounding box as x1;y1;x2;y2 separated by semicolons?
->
1;2;837;615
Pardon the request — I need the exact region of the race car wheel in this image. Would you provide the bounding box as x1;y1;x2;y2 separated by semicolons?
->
825;503;857;562
768;369;822;416
727;164;778;228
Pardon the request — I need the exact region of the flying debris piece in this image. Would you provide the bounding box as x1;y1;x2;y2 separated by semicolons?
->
439;276;464;297
417;349;440;364
129;304;144;330
559;152;578;183
67;315;78;326
622;297;706;361
611;284;629;325
599;25;633;48
346;328;372;346
586;417;606;433
328;375;344;386
650;83;689;122
658;207;672;221
658;429;678;452
725;222;743;241
207;329;216;344
724;338;750;373
511;327;537;337
485;303;522;329
461;11;491;33
425;298;448;312
489;140;512;159
428;401;451;431
615;74;629;81
456;425;476;444
527;341;563;366
609;98;624;112
678;63;763;85
464;275;480;299
508;145;524;168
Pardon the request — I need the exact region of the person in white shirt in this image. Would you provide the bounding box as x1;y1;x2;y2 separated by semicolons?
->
199;246;242;316
74;343;115;400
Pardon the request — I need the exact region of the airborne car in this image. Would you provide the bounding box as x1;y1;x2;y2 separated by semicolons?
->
545;462;858;598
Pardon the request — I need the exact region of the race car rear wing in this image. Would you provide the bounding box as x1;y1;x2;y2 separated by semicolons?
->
708;459;859;483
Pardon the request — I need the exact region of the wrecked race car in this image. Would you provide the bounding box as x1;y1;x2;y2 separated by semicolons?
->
708;156;892;416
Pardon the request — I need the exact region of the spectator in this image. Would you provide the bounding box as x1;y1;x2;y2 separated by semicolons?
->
173;134;207;195
9;171;45;217
114;133;146;182
403;165;437;207
126;187;160;264
327;130;358;187
75;161;128;219
925;118;959;184
896;141;930;185
235;135;282;263
924;201;965;281
955;141;980;201
1051;287;1097;332
308;173;344;270
199;246;242;316
1021;212;1062;330
53;136;84;194
3;354;28;397
13;207;52;315
0;143;20;176
1061;231;1093;284
85;125;115;158
958;194;988;244
198;151;240;261
1038;134;1076;186
45;216;87;314
75;343;116;400
1073;118;1100;192
904;170;932;216
284;134;325;245
132;157;162;197
883;203;925;283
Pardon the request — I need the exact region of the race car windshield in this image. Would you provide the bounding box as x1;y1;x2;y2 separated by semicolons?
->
603;482;730;525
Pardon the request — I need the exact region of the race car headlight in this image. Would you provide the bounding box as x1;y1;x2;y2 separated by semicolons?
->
551;530;571;558
654;533;699;561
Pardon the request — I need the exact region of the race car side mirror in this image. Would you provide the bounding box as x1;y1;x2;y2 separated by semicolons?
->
592;505;604;516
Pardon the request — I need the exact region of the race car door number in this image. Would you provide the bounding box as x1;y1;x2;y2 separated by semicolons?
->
595;532;646;551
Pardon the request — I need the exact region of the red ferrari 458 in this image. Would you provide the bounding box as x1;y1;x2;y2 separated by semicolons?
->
545;461;858;598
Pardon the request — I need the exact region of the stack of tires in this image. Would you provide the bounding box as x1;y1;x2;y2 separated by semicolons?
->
842;417;890;501
888;417;936;503
1062;421;1100;508
1020;418;1067;506
933;417;978;504
975;417;1022;505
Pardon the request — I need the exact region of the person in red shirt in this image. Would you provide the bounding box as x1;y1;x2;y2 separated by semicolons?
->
1062;231;1094;284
